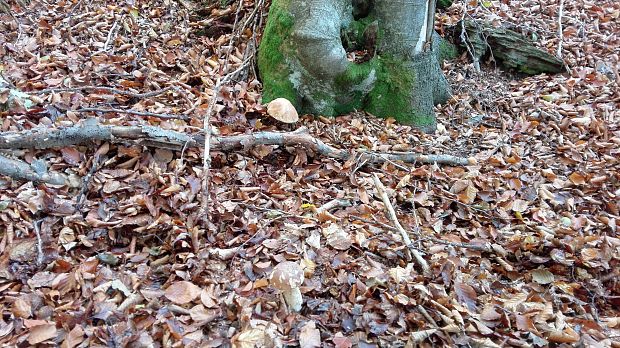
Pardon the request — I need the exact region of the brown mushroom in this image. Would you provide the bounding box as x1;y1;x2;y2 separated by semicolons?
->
270;261;305;311
266;98;299;123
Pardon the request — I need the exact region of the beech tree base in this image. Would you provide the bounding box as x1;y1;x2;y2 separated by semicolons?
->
258;0;451;130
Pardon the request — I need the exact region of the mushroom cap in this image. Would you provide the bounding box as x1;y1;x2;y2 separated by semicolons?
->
266;98;299;123
270;261;305;289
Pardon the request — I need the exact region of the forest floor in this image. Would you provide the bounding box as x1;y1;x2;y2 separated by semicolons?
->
0;0;618;347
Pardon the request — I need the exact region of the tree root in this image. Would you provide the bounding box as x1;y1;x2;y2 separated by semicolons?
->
0;120;475;184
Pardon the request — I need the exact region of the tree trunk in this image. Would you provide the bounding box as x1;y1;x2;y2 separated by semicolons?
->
258;0;455;132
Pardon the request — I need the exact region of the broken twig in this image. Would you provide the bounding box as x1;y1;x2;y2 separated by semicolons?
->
0;121;474;184
372;173;430;274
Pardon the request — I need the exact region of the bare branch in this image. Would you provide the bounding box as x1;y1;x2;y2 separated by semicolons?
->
27;86;173;98
0;121;475;184
73;107;188;120
372;173;430;274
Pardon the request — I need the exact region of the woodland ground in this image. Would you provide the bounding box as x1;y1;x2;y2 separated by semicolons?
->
0;0;618;347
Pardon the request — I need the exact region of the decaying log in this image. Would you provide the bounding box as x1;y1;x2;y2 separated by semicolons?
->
453;20;566;75
0;120;475;184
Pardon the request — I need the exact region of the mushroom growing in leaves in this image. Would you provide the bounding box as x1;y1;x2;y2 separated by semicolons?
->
266;98;299;123
270;261;305;312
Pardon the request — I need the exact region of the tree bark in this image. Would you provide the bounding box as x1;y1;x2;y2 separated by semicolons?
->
258;0;454;132
453;21;566;75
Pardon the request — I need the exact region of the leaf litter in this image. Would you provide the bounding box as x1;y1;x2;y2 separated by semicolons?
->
0;0;618;346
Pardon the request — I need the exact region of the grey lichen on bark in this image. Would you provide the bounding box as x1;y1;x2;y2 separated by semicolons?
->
258;0;453;131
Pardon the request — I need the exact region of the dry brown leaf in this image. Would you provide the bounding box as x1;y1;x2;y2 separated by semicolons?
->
61;325;85;348
322;223;351;250
299;321;321;348
233;328;265;348
12;298;32;319
454;280;477;311
531;269;555;285
165;281;202;305
547;327;580;343
27;323;57;345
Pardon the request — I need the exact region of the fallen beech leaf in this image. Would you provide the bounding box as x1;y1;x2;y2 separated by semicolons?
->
389;266;410;283
511;199;529;213
234;328;265;348
12;298;32;319
457;185;478;204
189;304;219;324
531;269;554;285
165;281;202;304
299;321;321;348
409;329;437;343
322;223;351;250
515;313;538;334
547;326;579;343
62;325;85;348
568;172;586;185
332;332;352;348
603;317;620;328
454;281;477;311
27;324;56;345
481;305;501;321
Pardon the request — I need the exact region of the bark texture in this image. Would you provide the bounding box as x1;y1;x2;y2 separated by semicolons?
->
258;0;453;132
454;21;566;75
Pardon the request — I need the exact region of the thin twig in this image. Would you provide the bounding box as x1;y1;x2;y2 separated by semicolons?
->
28;86;172;98
199;0;251;228
75;154;100;211
103;18;119;52
74;107;188;120
556;0;564;58
33;219;44;266
372;173;430;274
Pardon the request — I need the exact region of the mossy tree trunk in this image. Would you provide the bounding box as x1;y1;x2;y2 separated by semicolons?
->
258;0;455;132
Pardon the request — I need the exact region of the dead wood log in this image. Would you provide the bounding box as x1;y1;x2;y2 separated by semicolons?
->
453;20;566;75
0;120;475;184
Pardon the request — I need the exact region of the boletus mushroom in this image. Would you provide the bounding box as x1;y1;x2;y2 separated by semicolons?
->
266;98;299;123
270;261;305;312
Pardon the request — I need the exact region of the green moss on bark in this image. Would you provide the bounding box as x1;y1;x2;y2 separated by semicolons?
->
437;38;458;62
257;0;297;103
437;0;454;9
364;56;434;127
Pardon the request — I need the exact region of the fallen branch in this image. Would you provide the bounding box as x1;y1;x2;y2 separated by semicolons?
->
27;86;173;99
372;173;430;274
0;153;66;184
73;107;188;120
556;0;564;58
0;121;475;184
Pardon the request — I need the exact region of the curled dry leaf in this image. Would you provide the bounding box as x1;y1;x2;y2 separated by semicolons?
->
165;281;202;305
409;329;437;343
299;321;321;348
454;280;478;311
322;223;351;250
531;268;555;285
547;326;580;343
27;323;57;345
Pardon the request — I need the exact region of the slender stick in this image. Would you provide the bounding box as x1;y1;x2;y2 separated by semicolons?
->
28;86;172;98
73;107;188;120
556;0;564;58
0;123;474;184
372;173;430;274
